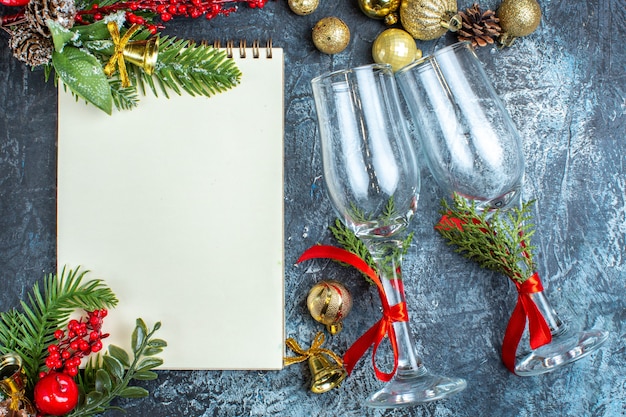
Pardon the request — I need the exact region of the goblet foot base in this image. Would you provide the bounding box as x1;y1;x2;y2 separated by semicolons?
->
515;327;609;376
366;370;467;408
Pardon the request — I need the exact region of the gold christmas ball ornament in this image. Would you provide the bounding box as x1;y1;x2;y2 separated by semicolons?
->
288;0;319;16
306;280;353;334
312;17;351;54
399;0;462;40
358;0;401;26
372;28;422;72
497;0;541;47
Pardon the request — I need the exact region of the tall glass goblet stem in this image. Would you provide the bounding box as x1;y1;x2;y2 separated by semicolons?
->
363;238;467;407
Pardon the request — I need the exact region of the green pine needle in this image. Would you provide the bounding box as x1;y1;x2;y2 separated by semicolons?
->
436;194;536;283
133;35;242;101
329;218;414;283
0;267;118;388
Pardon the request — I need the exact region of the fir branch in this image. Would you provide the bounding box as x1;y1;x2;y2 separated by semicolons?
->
329;218;377;272
0;267;118;388
134;36;242;100
329;218;414;283
382;196;396;223
70;319;166;417
110;80;140;111
436;194;536;283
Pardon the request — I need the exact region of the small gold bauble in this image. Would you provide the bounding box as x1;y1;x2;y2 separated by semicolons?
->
312;17;350;55
399;0;462;40
372;28;422;72
288;0;319;16
497;0;541;47
358;0;401;25
306;280;353;334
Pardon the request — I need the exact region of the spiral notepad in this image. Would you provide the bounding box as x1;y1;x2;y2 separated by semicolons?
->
57;41;284;370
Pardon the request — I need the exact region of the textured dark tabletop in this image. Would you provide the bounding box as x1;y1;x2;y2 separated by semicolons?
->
0;0;624;416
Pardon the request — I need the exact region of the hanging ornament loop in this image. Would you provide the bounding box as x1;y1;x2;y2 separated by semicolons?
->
297;245;408;382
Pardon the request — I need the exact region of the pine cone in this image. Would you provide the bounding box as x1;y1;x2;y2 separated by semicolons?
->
8;23;54;67
457;3;501;47
25;0;76;37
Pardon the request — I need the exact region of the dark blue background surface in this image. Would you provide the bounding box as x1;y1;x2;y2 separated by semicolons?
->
1;0;624;415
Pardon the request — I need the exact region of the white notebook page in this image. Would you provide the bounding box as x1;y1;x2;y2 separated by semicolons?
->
57;47;284;370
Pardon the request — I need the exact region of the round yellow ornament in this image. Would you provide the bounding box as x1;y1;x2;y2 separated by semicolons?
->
372;28;422;72
497;0;541;47
306;280;353;334
312;17;351;54
288;0;319;16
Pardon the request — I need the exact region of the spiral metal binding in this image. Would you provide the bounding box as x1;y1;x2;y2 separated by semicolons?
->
208;39;274;58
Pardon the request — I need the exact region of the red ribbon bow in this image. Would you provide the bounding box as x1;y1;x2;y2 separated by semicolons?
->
297;245;408;382
502;272;552;373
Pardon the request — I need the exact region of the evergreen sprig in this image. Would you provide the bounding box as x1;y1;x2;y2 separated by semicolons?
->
0;267;118;387
70;319;166;417
133;35;242;100
329;218;414;283
436;194;536;283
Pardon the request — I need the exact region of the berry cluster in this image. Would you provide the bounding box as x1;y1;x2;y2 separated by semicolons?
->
74;0;268;33
42;309;109;378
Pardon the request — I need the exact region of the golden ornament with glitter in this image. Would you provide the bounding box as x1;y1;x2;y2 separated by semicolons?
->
306;280;352;334
288;0;319;16
358;0;401;25
312;17;351;54
372;28;422;72
399;0;462;40
497;0;541;47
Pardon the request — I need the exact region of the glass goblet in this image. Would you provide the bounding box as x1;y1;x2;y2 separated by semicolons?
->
311;64;467;406
396;42;609;376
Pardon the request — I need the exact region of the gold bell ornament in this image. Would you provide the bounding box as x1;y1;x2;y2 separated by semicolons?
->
358;0;401;26
306;280;352;335
0;353;36;417
497;0;541;47
123;36;160;76
284;332;348;394
372;28;423;72
399;0;462;40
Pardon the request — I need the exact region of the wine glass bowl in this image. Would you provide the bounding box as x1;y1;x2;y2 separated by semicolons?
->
396;42;524;212
311;63;466;407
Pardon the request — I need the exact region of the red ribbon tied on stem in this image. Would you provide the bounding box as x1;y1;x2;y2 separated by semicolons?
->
501;272;552;374
437;213;552;374
297;245;408;382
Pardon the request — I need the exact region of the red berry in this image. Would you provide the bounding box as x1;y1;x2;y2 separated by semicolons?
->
91;340;103;352
160;12;172;21
54;330;64;339
34;372;79;416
